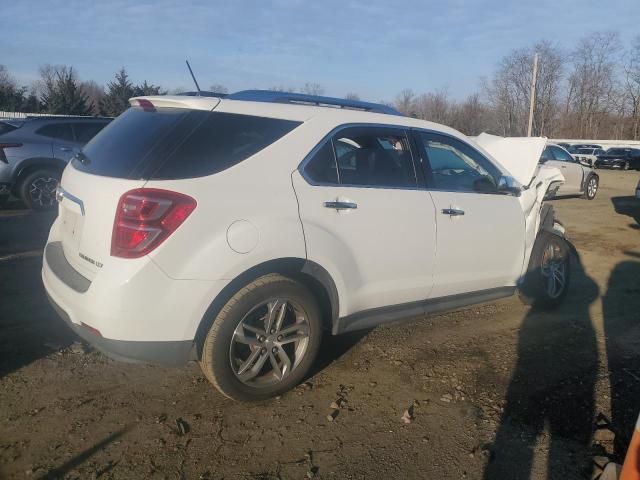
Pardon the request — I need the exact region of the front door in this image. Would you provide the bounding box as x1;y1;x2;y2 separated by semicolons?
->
413;131;525;298
292;125;437;317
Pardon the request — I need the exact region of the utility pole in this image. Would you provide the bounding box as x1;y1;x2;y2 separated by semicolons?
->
527;53;539;137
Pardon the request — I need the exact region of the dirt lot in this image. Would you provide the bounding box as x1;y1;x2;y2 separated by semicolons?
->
1;169;639;480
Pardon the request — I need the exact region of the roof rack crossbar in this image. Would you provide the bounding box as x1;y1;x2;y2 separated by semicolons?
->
225;90;402;116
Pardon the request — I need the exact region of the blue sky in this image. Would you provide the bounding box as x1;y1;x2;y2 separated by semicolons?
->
2;0;639;101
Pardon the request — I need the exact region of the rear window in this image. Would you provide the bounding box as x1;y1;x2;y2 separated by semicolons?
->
73;107;301;179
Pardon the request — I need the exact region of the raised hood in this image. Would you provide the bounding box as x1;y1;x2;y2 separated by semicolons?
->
474;132;547;187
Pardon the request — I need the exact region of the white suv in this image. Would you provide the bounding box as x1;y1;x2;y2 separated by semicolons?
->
43;91;569;401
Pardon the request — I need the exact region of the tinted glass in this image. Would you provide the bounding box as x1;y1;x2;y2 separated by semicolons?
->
333;127;416;188
606;148;631;156
551;147;574;162
418;132;499;193
304;142;338;184
36;123;74;141
540;146;554;162
74;107;300;179
72;122;109;143
0;122;18;136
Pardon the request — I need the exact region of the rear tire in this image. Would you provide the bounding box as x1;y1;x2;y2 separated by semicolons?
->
518;231;571;310
200;274;323;401
19;169;60;211
623;162;630;171
583;175;598;200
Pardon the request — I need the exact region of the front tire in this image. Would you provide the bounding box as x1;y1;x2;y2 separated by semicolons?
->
518;231;571;310
583;175;598;200
623;161;630;171
200;274;323;401
19;169;60;211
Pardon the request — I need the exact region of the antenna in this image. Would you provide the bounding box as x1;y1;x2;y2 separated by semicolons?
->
185;60;201;96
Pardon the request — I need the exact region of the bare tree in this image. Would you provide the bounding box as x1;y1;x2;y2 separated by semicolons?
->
565;32;621;138
345;92;360;101
413;89;452;124
80;80;104;115
300;83;325;95
209;84;228;94
394;89;417;116
485;41;563;137
623;35;640;139
267;85;297;93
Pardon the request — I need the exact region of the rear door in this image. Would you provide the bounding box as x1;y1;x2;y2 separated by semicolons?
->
413;131;525;297
292;125;437;316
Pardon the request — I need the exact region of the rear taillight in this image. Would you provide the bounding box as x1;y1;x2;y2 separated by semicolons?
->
0;143;22;163
111;188;197;259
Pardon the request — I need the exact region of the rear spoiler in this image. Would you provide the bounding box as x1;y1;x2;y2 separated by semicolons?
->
129;96;221;111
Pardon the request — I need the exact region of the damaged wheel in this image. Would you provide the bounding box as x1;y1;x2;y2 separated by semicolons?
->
518;231;571;309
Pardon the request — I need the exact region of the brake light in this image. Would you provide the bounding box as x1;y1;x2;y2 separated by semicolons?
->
0;143;22;163
111;189;196;258
135;99;156;111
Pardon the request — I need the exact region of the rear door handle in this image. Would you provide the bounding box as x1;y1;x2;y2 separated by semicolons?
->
324;201;357;210
442;208;465;216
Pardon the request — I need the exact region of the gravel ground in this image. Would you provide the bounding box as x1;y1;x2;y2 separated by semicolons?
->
0;169;639;480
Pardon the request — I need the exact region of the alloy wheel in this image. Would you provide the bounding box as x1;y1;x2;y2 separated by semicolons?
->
29;176;58;207
541;243;566;299
587;178;597;198
229;298;310;387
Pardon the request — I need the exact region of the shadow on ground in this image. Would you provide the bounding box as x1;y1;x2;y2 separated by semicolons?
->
484;249;599;479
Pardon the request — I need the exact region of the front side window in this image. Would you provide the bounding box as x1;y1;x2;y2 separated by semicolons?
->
417;132;500;193
303;126;417;189
551;146;574;162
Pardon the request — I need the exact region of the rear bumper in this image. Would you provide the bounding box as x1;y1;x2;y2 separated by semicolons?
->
46;291;195;365
42;238;224;366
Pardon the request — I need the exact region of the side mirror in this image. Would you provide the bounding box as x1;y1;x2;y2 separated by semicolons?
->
497;175;521;196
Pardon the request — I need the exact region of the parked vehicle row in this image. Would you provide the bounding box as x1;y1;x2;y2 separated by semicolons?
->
0;116;111;209
540;144;599;200
43;90;570;401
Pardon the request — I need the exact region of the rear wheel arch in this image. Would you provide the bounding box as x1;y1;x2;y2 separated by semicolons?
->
193;258;339;358
13;158;66;194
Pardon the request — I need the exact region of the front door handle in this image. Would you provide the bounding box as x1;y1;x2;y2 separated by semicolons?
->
59;146;73;152
324;201;357;210
442;208;465;216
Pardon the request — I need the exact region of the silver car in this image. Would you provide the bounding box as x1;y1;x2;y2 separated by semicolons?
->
540;144;599;200
0;117;111;210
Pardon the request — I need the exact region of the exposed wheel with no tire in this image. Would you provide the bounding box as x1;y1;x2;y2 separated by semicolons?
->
200;274;323;401
19;169;60;211
518;231;571;310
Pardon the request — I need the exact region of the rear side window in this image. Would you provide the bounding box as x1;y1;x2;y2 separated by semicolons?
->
0;122;18;136
73;107;300;179
303;126;417;189
72;122;109;143
36;123;74;141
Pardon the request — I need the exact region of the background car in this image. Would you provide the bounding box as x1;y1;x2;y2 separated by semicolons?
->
540;144;599;199
573;147;606;167
595;147;640;170
0;116;111;209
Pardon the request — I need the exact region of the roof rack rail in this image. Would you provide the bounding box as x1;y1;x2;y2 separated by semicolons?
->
176;91;229;98
226;90;402;116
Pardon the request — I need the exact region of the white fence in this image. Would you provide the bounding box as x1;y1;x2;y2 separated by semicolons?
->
550;138;640;149
0;111;90;119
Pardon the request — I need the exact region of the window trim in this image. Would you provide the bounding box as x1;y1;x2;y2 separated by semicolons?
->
299;123;420;191
410;128;507;195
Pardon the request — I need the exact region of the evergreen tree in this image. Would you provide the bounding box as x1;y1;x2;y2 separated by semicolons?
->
41;67;91;115
100;68;134;116
133;80;165;97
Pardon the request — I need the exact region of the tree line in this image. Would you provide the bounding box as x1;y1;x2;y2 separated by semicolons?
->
1;31;639;140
